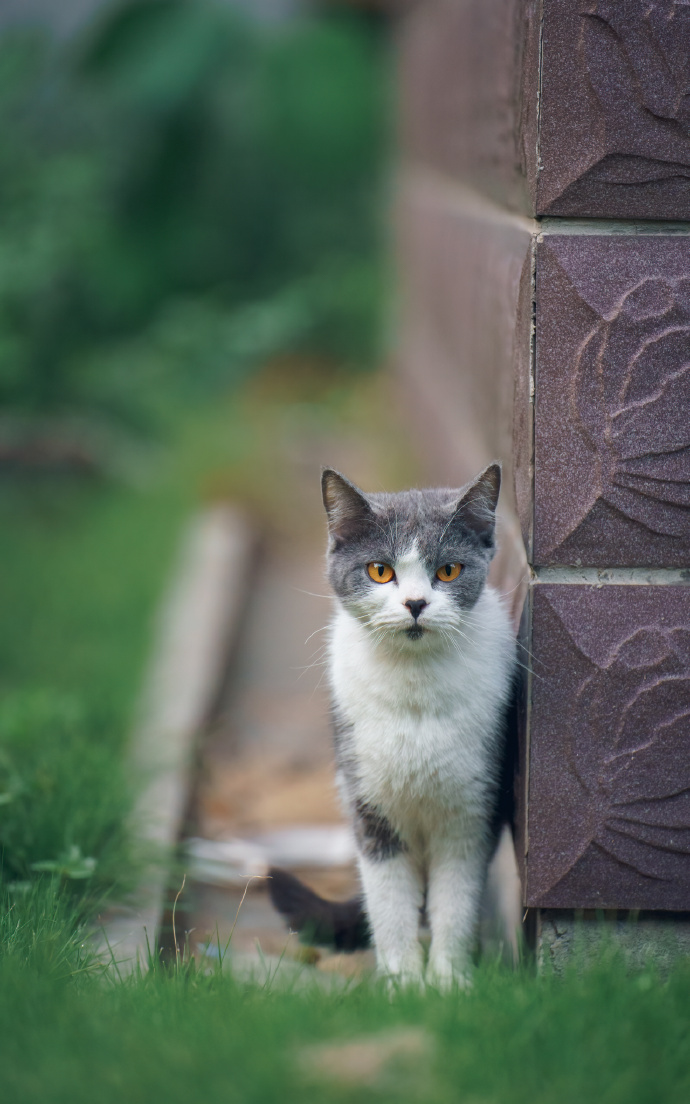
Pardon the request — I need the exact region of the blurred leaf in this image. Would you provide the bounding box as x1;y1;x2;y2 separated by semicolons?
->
80;0;247;110
31;846;97;881
0;3;388;437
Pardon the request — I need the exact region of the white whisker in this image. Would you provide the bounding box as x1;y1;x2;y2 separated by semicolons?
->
303;624;329;647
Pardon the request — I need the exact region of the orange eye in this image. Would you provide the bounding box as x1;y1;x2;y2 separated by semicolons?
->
367;562;395;584
436;563;462;582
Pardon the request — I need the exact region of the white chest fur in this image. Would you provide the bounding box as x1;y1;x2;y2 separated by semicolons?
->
328;586;515;832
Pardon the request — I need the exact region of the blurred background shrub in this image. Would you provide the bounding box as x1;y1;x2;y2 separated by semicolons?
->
0;0;388;451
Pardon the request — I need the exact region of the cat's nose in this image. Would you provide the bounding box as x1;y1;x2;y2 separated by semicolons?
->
405;599;428;621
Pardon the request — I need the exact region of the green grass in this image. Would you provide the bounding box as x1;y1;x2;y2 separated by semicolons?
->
0;879;94;980
0;692;133;900
1;954;689;1104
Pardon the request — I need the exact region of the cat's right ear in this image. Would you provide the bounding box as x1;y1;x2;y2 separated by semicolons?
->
321;469;373;544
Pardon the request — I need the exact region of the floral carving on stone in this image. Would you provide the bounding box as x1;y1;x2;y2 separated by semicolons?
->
539;0;690;217
534;236;690;565
573;275;690;542
527;586;690;909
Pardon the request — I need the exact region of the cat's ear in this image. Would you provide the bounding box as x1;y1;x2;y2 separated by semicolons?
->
451;462;501;547
322;469;373;541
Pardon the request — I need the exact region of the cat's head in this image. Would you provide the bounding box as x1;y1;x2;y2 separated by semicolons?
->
322;464;501;650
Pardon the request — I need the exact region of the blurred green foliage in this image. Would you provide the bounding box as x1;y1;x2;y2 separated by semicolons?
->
0;0;388;435
0;403;200;903
0;692;132;901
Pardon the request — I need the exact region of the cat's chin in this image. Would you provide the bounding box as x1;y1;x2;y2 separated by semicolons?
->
405;626;426;641
395;624;443;651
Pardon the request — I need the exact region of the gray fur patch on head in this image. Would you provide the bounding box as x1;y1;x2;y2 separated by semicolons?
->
321;464;501;621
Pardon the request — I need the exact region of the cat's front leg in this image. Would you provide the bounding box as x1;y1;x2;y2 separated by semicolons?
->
426;829;488;991
359;850;425;984
353;801;424;985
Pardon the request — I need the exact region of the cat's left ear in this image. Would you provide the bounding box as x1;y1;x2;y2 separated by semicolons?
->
451;462;501;548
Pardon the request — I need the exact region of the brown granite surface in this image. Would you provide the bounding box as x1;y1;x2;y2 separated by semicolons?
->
398;0;539;214
538;0;690;218
396;174;532;616
534;234;690;567
524;584;690;910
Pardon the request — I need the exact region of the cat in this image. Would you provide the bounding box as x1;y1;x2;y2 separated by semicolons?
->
270;463;517;988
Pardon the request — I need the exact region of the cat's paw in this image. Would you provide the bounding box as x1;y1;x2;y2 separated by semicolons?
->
426;958;473;994
379;948;426;995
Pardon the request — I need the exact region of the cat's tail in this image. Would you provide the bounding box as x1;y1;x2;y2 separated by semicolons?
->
268;867;370;951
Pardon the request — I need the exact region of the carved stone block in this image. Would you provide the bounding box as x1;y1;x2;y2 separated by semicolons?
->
533;234;690;567
524;584;690;910
399;0;690;220
538;0;690;218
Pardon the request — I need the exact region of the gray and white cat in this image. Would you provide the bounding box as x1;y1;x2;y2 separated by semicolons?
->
271;463;516;988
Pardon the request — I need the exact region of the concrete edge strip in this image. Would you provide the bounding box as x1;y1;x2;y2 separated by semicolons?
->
92;505;256;974
532;566;690;586
538;217;690;237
